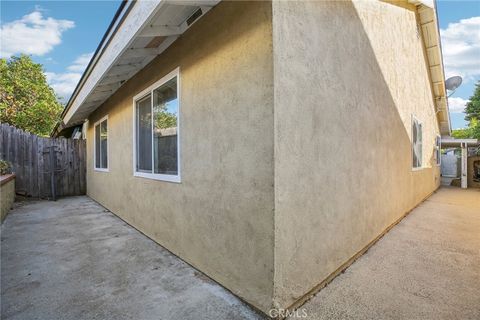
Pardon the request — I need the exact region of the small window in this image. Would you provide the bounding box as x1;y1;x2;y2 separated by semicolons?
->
412;115;423;169
94;116;108;171
435;135;441;166
133;68;180;182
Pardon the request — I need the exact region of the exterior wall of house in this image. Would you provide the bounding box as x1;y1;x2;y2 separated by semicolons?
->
272;0;441;309
86;1;275;312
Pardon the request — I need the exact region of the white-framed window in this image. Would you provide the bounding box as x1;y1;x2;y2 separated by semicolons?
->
435;135;441;166
412;115;423;169
94;115;109;171
133;67;180;183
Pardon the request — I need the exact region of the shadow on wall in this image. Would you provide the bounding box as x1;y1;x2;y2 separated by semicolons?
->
87;1;276;313
274;0;439;309
102;0;273;121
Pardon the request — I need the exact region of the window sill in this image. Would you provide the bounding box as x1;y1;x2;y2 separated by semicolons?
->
412;167;431;172
134;172;181;183
94;168;109;173
413;164;437;171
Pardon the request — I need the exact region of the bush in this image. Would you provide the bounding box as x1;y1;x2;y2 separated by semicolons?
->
0;160;12;175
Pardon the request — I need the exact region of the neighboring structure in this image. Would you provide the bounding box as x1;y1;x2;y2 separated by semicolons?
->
468;156;480;188
441;139;480;188
54;0;451;314
440;150;461;186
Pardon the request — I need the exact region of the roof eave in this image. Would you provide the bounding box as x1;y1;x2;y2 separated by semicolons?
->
57;0;220;134
414;0;451;136
53;0;131;137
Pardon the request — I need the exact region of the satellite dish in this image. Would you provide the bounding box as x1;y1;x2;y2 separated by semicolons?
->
445;76;462;91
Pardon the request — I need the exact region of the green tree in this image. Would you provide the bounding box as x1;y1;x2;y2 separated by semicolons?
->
452;81;480;141
452;118;480;140
154;103;177;129
468;118;480;139
0;55;63;136
451;128;471;139
465;81;480;122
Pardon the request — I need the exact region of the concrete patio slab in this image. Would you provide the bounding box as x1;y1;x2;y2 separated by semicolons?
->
291;187;480;320
2;187;479;320
1;197;264;320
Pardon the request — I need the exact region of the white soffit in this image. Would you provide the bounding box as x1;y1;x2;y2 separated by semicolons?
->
63;0;220;127
408;0;434;8
416;2;451;135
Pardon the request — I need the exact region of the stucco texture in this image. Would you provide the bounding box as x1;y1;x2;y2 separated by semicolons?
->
86;1;274;312
1;175;15;223
85;0;444;314
272;0;441;309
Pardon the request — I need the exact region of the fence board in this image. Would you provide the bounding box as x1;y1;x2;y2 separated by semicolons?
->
59;138;66;196
16;130;22;194
64;138;70;196
31;135;38;197
19;131;25;194
37;137;44;198
27;133;32;195
79;140;86;194
73;140;80;195
67;139;73;196
0;124;86;199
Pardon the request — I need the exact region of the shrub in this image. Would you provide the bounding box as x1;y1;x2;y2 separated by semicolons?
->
0;160;12;175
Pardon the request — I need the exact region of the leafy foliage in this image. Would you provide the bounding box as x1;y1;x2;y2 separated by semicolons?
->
453;81;480;140
451;128;471;139
0;55;63;136
452;118;480;139
0;160;12;175
465;81;480;122
154;104;177;129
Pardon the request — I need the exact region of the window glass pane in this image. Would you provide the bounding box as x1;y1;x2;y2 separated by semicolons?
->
95;124;100;168
153;77;178;175
136;95;152;172
100;120;108;168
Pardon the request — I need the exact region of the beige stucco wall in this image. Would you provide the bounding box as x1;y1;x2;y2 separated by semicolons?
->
86;1;275;312
1;175;15;223
272;0;441;309
85;0;444;313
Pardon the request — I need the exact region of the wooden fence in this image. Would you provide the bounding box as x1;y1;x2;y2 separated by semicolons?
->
0;124;86;199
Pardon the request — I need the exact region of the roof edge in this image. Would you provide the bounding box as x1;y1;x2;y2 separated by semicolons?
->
52;0;132;137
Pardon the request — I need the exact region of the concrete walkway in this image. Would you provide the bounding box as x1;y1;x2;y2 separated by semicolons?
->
1;197;263;320
292;187;480;320
2;188;479;320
